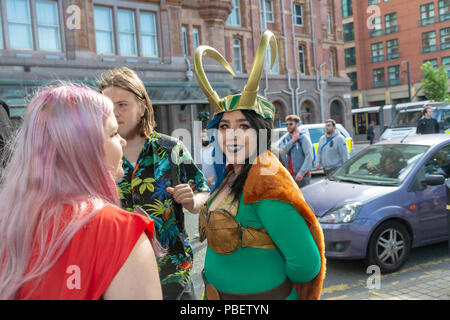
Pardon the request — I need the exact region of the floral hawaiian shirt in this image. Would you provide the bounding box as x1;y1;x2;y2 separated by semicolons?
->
117;131;209;300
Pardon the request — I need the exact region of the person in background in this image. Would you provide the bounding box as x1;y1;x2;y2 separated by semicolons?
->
195;30;325;300
416;105;439;135
0;84;162;300
315;119;350;176
367;120;375;145
0;99;14;166
98;67;209;300
366;149;406;179
201;128;216;190
277;114;313;188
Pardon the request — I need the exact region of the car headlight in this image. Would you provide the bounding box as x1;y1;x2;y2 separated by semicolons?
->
318;202;362;224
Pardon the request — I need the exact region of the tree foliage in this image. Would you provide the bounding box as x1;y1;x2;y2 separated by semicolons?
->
420;62;450;102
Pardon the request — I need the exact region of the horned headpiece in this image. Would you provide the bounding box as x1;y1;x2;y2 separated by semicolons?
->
194;30;278;120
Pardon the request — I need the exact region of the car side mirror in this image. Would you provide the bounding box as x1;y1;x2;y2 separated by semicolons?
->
422;174;445;186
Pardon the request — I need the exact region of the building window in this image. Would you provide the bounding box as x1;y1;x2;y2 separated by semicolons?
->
373;68;385;88
351;96;359;109
440;27;450;51
388;65;401;86
386;39;400;60
344;47;356;67
424;58;438;69
181;26;188;56
227;0;241;26
329;48;336;77
369;0;380;4
420;3;435;26
2;0;63;52
298;44;306;74
327;13;333;34
6;0;33;50
93;3;159;58
233;38;242;73
371;42;384;63
342;0;352;18
442;56;450;76
140;12;158;57
422;31;437;53
439;0;450;22
294;3;303;26
94;6;114;55
384;12;398;35
343;22;354;42
193;27;200;52
117;10;137;56
369;16;382;38
36;0;61;52
265;46;279;74
347;72;357;91
259;0;274;28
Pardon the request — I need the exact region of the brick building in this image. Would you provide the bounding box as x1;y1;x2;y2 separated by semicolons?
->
343;0;450;109
0;0;352;133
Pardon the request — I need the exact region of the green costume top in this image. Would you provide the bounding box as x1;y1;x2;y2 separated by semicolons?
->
202;191;321;300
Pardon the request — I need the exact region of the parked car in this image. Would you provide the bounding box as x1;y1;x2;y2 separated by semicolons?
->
302;134;449;273
272;123;354;168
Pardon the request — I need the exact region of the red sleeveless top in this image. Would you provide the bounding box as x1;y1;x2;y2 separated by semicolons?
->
17;205;155;300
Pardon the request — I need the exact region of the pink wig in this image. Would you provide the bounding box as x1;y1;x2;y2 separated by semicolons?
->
0;83;120;299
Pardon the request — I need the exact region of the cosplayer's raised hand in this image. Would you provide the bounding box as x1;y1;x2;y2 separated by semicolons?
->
167;184;195;212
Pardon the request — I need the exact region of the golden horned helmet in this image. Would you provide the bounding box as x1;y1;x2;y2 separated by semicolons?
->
194;30;277;120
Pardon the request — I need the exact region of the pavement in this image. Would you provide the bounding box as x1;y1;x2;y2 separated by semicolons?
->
324;258;450;300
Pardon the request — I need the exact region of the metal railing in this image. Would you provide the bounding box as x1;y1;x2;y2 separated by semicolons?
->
420;16;436;26
373;80;386;88
371;55;384;63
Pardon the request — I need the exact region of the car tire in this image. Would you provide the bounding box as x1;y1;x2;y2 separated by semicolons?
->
365;221;411;274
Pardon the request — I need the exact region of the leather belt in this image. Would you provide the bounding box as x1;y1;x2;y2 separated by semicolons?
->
202;271;293;300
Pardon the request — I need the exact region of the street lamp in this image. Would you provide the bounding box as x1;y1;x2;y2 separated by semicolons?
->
401;60;411;102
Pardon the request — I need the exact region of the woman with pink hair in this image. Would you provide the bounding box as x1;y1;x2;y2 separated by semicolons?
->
0;84;162;300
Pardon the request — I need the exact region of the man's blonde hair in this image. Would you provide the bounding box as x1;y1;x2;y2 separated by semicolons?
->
285;114;300;123
97;67;156;136
422;105;433;115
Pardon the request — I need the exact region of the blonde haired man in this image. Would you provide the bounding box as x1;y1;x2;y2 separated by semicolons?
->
277;115;313;187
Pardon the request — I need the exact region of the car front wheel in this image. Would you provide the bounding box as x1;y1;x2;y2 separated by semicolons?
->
365;221;411;274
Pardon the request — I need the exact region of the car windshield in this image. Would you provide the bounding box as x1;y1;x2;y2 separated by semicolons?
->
390;109;422;128
331;144;429;186
308;128;325;144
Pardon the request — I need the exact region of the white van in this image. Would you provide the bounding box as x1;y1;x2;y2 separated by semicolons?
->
380;101;450;140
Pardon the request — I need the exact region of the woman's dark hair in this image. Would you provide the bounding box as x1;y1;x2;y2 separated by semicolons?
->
227;109;274;202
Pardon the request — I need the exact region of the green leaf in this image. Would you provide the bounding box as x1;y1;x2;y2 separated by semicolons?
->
139;184;146;195
131;178;142;189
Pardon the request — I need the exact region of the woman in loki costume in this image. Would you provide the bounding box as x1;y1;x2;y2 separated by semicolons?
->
195;30;326;300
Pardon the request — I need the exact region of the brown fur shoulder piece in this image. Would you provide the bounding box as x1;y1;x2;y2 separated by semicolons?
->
243;151;326;300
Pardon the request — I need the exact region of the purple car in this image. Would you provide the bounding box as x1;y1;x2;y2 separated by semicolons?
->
302;134;449;273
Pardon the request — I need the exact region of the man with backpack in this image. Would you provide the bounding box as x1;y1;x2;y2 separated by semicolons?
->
278;114;313;188
315;119;349;176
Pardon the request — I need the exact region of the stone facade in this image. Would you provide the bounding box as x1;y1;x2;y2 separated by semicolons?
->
0;0;352;133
